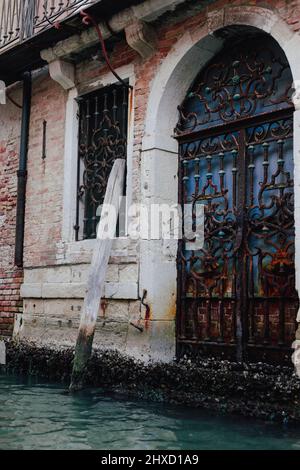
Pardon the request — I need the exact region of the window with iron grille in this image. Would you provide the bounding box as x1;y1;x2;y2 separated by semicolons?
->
75;83;129;241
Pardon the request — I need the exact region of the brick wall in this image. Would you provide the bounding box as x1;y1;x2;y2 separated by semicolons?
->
0;87;22;338
23;74;67;268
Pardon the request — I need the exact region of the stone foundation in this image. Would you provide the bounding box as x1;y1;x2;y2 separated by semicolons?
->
2;339;300;424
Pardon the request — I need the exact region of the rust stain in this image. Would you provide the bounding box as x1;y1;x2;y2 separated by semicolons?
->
147;295;176;324
131;291;176;331
169;299;177;319
129;290;151;333
163;295;177;322
100;300;108;318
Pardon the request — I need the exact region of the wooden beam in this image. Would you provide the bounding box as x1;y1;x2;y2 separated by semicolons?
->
69;159;126;391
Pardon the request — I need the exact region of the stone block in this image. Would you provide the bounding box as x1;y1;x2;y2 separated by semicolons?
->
42;283;86;299
24;268;46;284
104;282;139;300
224;6;276;33
45;266;72;284
71;264;89;283
207;9;224;33
119;264;138;282
21;283;42;298
0;341;6;365
100;300;129;322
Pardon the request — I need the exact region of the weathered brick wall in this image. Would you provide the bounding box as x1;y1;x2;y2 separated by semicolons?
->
0;87;22;337
24;73;67;267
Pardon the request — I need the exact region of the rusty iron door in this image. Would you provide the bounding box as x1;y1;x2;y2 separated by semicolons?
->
175;36;299;362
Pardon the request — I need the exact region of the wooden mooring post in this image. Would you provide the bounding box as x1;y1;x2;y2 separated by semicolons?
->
69;159;126;391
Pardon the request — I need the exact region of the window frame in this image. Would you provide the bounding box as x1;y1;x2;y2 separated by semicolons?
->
75;82;129;241
61;64;135;255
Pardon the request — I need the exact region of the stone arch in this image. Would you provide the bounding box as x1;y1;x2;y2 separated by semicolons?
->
139;5;300;362
143;6;300;151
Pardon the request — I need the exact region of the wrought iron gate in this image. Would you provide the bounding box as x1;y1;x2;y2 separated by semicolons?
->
175;35;299;362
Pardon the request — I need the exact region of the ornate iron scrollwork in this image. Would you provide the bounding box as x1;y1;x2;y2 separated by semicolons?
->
75;84;128;240
175;37;294;136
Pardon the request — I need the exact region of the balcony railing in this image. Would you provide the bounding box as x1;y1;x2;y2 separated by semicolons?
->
0;0;97;51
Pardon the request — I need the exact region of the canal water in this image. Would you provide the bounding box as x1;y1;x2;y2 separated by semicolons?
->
1;373;300;450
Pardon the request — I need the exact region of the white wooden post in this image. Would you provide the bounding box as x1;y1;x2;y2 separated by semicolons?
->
70;159;126;391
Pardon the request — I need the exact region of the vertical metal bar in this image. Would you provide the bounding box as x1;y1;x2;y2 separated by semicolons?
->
247;144;255;344
219;151;225;191
231;148;238;345
248;257;255;344
177;145;185;346
261;141;269;200
192;157;200;234
204;154;213;341
112;88;117;125
42;120;47;159
232;149;238;211
74;98;83;241
280;139;287;346
122;86;127;139
94;94;99;130
90;205;97;238
279;297;285;346
235;129;247;362
263;297;270;344
205;299;211;341
219;151;225;342
191;298;198;340
219;272;225;343
194;157;200;198
248;145;255;206
83;98;90;240
90;95;98;240
89;94;100;239
278;140;286;346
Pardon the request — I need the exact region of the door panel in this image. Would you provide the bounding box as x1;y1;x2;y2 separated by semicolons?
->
179;132;239;344
177;116;298;361
245;117;297;348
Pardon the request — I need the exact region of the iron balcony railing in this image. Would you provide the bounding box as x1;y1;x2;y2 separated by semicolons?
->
0;0;97;51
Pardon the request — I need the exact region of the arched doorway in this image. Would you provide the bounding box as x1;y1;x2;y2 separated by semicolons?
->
175;32;299;363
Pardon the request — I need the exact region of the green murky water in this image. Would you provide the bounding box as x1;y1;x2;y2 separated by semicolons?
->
1;373;300;450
